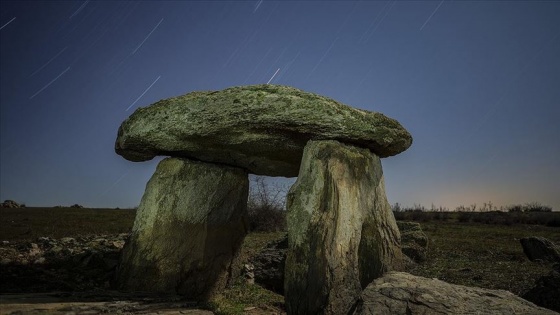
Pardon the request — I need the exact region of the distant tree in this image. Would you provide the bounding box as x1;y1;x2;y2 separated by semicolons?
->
247;176;287;232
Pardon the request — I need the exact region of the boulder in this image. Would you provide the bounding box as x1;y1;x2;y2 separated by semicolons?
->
115;84;412;177
116;157;249;300
251;235;288;293
354;271;557;315
1;200;23;208
285;140;403;315
520;236;560;264
523;270;560;312
396;221;428;263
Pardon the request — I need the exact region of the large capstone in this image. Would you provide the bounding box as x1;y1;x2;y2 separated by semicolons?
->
115;84;412;177
115;157;249;300
284;140;403;315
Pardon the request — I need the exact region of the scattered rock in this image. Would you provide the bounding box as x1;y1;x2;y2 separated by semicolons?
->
0;234;130;293
1;200;24;208
60;237;76;244
28;243;41;257
242;264;255;285
354;271;557;315
520;236;560;264
523;270;560;312
115;84;412;176
251;236;288;293
33;257;46;264
396;221;428;263
0;292;214;315
116;157;249;300
285;140;403;315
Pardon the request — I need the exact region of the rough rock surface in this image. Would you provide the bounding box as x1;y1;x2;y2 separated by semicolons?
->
1;199;24;208
520;236;560;264
251;235;288;293
396;221;428;263
523;270;560;312
115;84;412;176
252;226;428;295
354;271;558;315
285;140;403;315
116;157;249;300
0;234;128;293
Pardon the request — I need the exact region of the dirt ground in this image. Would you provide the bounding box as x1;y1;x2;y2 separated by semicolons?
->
0;291;213;315
0;232;284;315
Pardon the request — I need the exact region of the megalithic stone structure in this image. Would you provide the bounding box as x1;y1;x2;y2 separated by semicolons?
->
115;157;249;300
285;140;403;315
114;84;412;310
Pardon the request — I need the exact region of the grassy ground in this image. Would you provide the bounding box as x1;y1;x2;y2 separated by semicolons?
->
0;207;136;241
1;207;559;314
406;221;559;296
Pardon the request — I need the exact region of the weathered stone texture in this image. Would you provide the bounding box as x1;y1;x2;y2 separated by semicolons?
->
396;221;428;263
285;140;403;315
115;84;412;176
116;157;249;300
520;236;560;264
354;271;558;315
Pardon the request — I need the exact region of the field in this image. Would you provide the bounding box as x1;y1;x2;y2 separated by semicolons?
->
1;207;559;314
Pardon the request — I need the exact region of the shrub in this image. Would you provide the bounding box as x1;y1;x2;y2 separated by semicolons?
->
524;202;552;212
247;177;287;232
507;205;524;213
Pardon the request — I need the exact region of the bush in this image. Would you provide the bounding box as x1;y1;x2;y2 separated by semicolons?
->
507;205;524;213
524;202;552;212
247;177;287;232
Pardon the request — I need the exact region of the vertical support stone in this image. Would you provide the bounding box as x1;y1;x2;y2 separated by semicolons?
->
285;140;403;315
116;157;249;300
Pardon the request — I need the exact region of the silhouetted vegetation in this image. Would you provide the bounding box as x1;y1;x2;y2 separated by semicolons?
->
392;202;558;227
246;177;287;232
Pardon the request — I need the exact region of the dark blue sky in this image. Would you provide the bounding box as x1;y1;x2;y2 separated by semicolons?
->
1;1;559;210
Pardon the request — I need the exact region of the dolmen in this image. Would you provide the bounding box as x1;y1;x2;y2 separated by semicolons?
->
114;85;556;315
114;84;411;312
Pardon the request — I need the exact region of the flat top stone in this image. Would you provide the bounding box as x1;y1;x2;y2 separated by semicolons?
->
115;84;412;176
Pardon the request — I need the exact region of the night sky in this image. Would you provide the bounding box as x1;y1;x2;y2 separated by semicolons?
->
1;1;559;210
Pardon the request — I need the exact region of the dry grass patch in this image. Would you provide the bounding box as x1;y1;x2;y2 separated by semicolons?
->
406;222;560;295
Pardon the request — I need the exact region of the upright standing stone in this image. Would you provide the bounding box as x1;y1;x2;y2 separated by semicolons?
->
285;140;403;315
116;157;249;300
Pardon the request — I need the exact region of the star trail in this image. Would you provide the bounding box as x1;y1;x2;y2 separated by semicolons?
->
1;1;559;210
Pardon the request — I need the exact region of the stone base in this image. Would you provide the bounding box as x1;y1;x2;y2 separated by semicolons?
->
116;157;249;300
